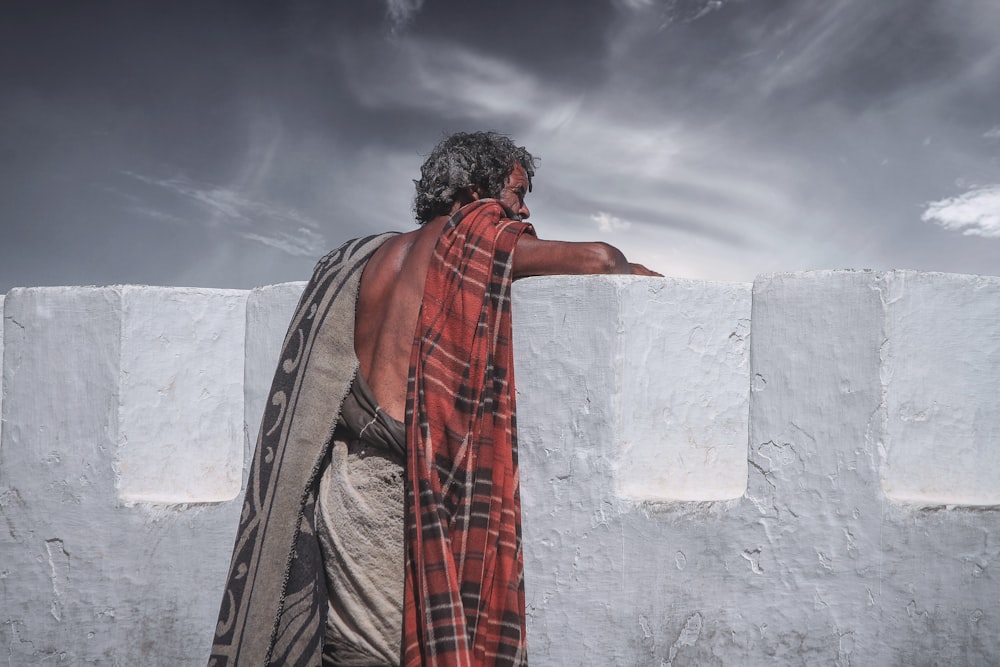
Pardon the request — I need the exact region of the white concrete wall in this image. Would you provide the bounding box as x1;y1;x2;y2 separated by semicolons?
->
881;272;1000;505
1;287;247;665
117;286;246;504
515;270;1000;666
1;271;998;665
1;293;4;447
243;282;308;468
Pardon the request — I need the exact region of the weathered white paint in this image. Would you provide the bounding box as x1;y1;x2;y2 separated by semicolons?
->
1;293;5;446
515;275;760;665
881;271;1000;505
746;271;889;665
0;287;244;665
510;275;752;504
746;271;998;665
0;271;997;665
515;271;999;665
616;276;751;501
117;286;246;504
243;282;307;457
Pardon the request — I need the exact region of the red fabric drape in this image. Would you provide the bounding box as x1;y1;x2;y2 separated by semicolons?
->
402;200;534;666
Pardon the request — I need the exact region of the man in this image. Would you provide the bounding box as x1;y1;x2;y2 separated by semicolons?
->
210;132;659;667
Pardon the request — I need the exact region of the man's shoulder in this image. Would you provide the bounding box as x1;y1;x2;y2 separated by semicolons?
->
315;231;403;271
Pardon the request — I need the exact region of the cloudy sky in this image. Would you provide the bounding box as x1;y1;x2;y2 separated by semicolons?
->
2;0;998;292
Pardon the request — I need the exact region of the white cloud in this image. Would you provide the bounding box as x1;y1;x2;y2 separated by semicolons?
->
340;37;582;124
240;227;327;257
984;126;1000;140
922;186;1000;238
688;0;725;21
126;172;316;227
591;211;633;233
385;0;425;29
127;206;188;226
521;104;802;252
336;28;836;279
124;171;328;256
615;0;656;9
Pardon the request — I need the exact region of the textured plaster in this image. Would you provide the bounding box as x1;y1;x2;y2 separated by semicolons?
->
117;286;246;503
880;271;1000;505
0;287;246;665
1;271;998;665
1;293;4;447
243;282;307;463
617;277;752;501
514;271;999;666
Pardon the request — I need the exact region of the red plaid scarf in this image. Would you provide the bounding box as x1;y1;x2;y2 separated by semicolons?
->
403;200;534;666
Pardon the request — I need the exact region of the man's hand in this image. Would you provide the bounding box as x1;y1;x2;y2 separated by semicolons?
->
629;263;662;277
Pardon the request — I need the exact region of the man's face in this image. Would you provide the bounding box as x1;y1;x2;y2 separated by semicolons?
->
498;163;531;221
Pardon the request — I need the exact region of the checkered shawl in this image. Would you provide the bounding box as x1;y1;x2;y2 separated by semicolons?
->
403;200;534;667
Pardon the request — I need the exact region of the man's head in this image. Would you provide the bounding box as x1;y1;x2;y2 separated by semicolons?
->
413;131;537;224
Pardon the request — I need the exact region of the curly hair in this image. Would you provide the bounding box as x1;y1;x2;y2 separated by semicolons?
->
413;131;537;224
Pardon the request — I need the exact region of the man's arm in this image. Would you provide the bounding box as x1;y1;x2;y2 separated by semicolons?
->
513;235;662;278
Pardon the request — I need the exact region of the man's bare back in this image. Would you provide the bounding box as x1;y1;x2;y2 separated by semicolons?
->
354;217;447;422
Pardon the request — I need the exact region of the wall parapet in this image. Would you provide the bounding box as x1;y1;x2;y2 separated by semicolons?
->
1;270;998;664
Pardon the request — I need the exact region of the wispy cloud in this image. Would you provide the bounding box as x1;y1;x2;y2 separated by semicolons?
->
241;228;327;257
340;37;583;126
127;206;189;226
615;0;726;21
123;171;328;256
615;0;656;10
340;33;799;249
922;186;1000;238
385;0;425;30
984;126;1000;140
592;211;633;233
524;105;802;250
334;29;839;279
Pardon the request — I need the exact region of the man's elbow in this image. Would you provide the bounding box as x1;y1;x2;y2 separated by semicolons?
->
588;242;630;274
